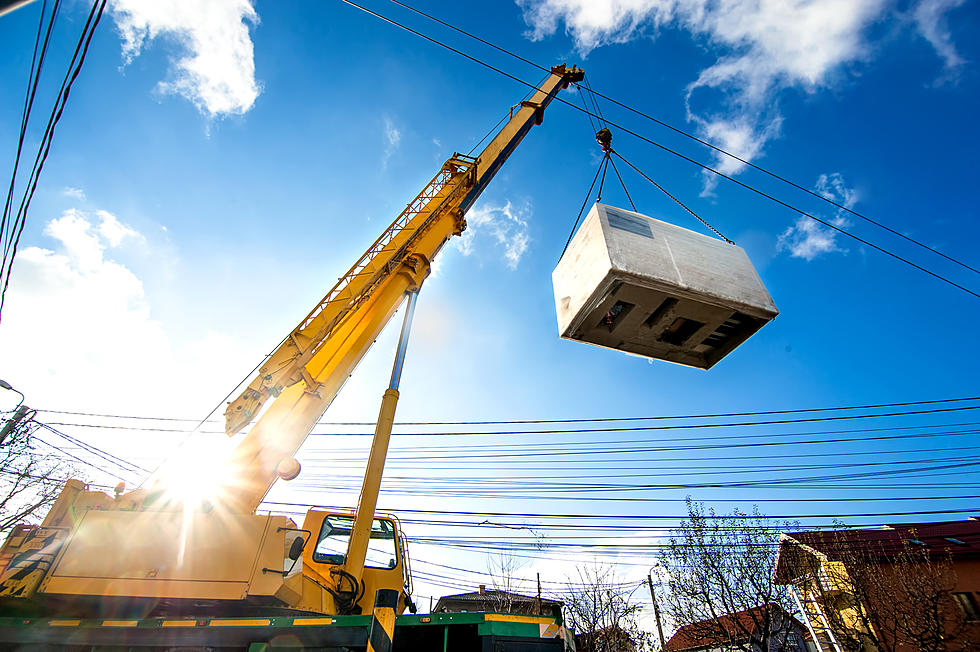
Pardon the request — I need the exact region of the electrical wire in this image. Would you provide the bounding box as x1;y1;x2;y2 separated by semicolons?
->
34;395;980;426
0;0;107;320
336;0;980;300
36;422;148;475
260;500;980;522
383;0;980;277
1;0;59;254
32;435;134;483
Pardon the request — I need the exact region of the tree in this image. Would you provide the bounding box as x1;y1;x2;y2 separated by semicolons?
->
793;527;977;652
486;550;528;613
658;500;804;652
561;563;655;652
0;409;71;534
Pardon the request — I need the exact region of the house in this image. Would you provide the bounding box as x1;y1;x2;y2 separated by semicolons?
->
663;603;813;652
774;518;980;652
433;584;563;616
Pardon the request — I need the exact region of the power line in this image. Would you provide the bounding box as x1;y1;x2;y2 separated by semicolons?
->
260;500;978;522
383;0;980;277
0;0;107;320
36;421;148;475
1;0;60;259
32;435;133;483
336;0;980;300
34;395;980;428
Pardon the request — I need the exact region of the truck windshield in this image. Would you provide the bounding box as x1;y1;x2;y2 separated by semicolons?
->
313;514;398;569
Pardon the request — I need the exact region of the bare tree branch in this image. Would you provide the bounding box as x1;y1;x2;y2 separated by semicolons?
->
0;411;74;534
659;500;807;652
560;563;655;652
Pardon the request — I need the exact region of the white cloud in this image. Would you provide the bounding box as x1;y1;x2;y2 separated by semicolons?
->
813;171;857;209
1;209;171;409
111;0;260;118
62;186;85;200
695;115;782;195
914;0;967;75
382;116;401;168
456;201;531;269
776;172;855;260
518;0;897;190
0;208;246;417
95;209;142;247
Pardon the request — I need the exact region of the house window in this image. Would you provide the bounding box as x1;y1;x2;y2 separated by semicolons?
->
954;593;980;621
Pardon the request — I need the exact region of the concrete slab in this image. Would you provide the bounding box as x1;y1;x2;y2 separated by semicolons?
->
553;203;778;369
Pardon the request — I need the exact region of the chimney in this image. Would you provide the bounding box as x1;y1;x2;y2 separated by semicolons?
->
479;585;485;595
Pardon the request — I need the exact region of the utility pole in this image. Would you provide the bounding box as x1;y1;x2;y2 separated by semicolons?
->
648;574;667;650
536;572;541;614
0;405;30;446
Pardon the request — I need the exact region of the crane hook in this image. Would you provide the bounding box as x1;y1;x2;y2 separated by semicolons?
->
595;128;613;153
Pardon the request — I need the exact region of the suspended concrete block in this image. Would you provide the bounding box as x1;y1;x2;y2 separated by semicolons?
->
552;203;778;369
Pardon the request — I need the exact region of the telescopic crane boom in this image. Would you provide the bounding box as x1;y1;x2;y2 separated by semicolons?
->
0;64;584;620
220;64;583;514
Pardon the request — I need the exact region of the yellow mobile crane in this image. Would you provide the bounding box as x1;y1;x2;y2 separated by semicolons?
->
0;65;583;645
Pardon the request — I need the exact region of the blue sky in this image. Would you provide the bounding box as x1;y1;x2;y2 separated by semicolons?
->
0;0;978;616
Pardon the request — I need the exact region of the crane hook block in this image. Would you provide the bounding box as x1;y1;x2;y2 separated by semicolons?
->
595;128;612;152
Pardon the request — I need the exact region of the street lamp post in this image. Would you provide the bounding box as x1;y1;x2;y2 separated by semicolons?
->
0;379;24;409
0;379;30;445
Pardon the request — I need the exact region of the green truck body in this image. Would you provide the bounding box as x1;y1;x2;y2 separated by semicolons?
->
0;611;576;651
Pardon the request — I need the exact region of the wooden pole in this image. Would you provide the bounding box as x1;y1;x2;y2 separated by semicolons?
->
648;574;667;649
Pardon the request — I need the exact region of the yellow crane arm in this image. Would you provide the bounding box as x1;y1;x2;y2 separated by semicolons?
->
220;64;583;513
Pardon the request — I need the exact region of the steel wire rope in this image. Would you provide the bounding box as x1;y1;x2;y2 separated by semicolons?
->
382;0;980;277
578;77;600;133
607;151;637;212
582;74;608;129
596;153;610;202
559;152;606;258
335;0;980;299
467;72;546;156
610;147;734;243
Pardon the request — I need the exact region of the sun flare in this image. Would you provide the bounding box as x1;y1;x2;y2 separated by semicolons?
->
154;437;234;509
